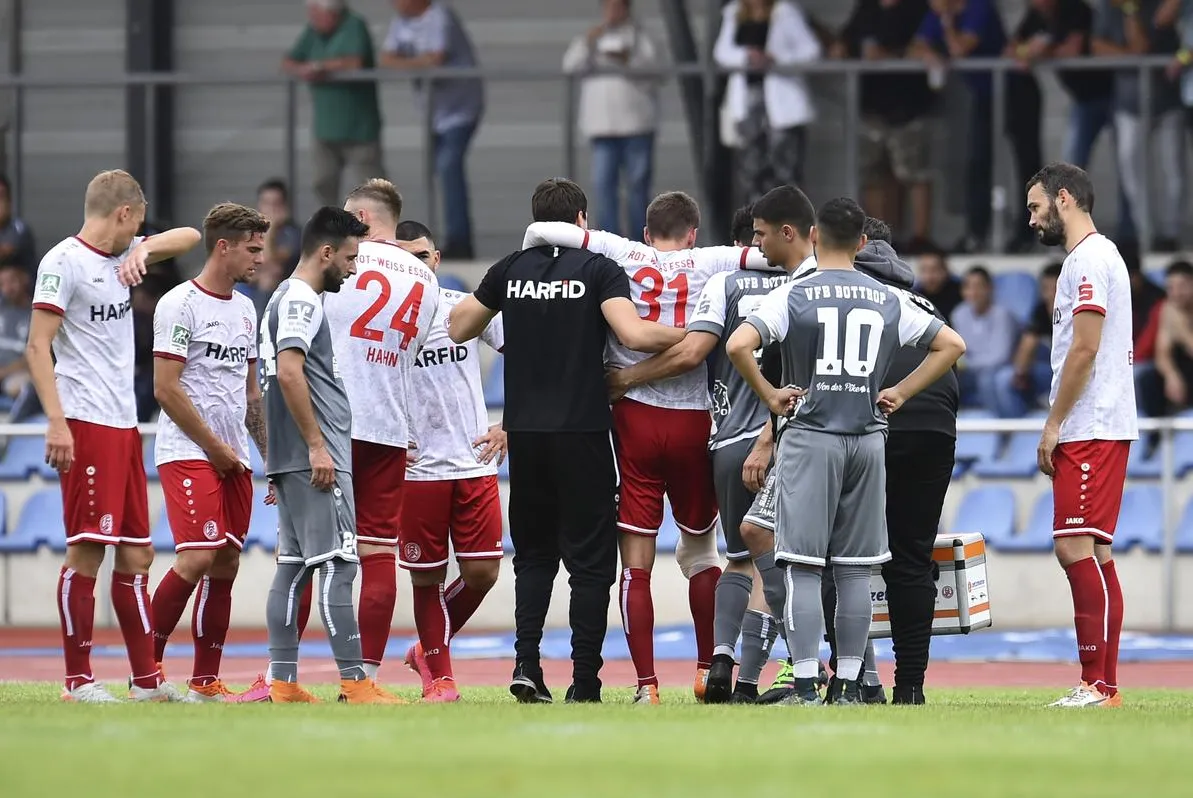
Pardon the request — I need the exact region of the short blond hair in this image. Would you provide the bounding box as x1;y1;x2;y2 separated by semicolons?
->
203;202;271;255
83;170;146;218
345;178;403;224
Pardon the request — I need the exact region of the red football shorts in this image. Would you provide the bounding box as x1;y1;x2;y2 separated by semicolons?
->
352;439;407;546
1052;439;1131;543
159;460;253;552
61;419;151;546
612;398;718;536
398;475;504;570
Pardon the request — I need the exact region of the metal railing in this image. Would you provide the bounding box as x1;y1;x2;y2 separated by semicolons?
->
0;54;1182;251
0;415;1189;629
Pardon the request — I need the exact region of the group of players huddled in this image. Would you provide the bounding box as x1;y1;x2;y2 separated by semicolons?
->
35;162;1132;709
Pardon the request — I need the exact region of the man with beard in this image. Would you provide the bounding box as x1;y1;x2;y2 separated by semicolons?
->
1025;163;1136;708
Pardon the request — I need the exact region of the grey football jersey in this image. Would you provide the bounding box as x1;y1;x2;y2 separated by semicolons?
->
746;268;944;435
689;270;789;449
261;278;353;476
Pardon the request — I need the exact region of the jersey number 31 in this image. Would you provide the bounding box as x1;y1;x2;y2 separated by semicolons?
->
349;272;424;350
815;307;883;378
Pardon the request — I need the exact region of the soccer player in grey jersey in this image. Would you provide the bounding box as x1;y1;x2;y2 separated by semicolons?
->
260;207;401;705
726;197;966;705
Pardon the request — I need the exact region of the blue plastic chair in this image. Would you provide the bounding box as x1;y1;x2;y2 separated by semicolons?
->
0;435;58;480
483;355;505;409
1175;496;1193;554
245;488;280;551
971;432;1039;478
142;436;159;481
955;431;1000;466
1126;439;1161;479
1173;431;1193;478
151;509;176;551
993;271;1040;327
1114;486;1164;553
999;492;1057;553
0;488;65;552
950;485;1016;549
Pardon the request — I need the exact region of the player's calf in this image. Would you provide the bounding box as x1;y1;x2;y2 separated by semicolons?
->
707;559;754;704
112;543;177;696
58;542;106;692
357;543;398;680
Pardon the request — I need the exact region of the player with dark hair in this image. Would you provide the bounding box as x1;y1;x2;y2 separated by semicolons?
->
1026;163;1136;708
727;197;965;705
261;206;402;704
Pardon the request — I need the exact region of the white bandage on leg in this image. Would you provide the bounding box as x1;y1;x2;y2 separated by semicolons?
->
676;530;721;579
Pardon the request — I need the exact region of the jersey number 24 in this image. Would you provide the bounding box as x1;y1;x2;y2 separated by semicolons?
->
349;271;425;350
815;307;883;378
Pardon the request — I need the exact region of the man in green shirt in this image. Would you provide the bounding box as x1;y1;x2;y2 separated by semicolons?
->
283;0;385;207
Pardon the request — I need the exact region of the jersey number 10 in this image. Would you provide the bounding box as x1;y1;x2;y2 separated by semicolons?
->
634;267;689;328
815;307;884;378
349;272;425;350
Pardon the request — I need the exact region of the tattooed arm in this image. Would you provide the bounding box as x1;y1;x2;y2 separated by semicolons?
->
245;367;268;461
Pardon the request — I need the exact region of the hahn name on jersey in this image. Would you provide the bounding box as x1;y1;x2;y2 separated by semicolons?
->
152;281;258;467
32;236;146;429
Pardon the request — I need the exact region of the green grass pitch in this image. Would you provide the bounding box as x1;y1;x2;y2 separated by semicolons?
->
1;683;1191;797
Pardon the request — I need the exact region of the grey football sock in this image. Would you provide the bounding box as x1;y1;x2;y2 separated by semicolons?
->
832;564;874;683
712;570;753;659
753;550;790;649
317;558;367;681
266;562;313;684
782;564;825;678
863;640;881;687
736;609;779;685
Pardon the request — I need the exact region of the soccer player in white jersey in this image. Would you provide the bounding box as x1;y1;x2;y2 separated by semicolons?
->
27;170;201;702
393;221;506;703
322;179;440;679
522;190;773;704
147;204;270;702
1026;163;1137;708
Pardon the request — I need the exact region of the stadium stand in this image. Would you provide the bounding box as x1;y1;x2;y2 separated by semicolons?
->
992;271;1040;327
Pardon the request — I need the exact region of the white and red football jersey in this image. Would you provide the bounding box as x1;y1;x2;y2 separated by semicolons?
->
152;280;258;467
1050;233;1138;444
32;236;146;429
323;239;440;449
522;223;770;410
406;288;503;481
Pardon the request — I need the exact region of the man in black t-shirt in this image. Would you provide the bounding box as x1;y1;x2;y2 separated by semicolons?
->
448;178;683;703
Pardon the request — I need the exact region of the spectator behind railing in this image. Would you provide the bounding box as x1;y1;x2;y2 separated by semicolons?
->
382;0;484;261
0;263;31;405
833;0;938;255
1091;0;1185;252
0;174;35;279
992;262;1061;417
562;0;661;242
1166;2;1193;119
1151;260;1193;414
950;265;1020;412
713;0;820;206
256;178;302;278
913;245;963;322
283;0;385;208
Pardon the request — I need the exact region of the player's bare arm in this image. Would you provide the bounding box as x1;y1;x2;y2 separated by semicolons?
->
1154;305;1186;406
601;297;685;353
877;325;967;415
522;221;607;252
25;309;73;471
726;322;804;416
116;226;201;287
153;357;245;478
742;419;773;493
447;294;498;344
1037;310;1103;477
607;330;718;401
276;348;335;491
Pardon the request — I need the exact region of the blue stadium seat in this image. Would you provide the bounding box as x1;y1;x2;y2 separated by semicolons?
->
1173;431;1193;478
483;355;505;408
970;432;1038;478
0;488;64;552
143;436;158;481
993;271;1039;327
0;489;8;536
0;435;58;480
1126;439;1161;478
955;431;1000;467
249;440;266;475
950;485;1016;548
1175;496;1193;554
1115;486;1164;553
244;489;279;551
999;492;1057;553
437;273;469;293
151;509;176;551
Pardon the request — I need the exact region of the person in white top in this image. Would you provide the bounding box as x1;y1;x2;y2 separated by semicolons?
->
390;220;505;704
1026;163;1138;709
322;179;440;680
145;204;269;703
522;190;775;704
26;169;200;703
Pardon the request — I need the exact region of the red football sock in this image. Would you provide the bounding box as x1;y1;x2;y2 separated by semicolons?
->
1064;557;1107;688
111;571;161;690
191;576;233;687
689;566;722;669
412;583;453;681
296;580;312;640
620;567;657;688
58;567;97;691
444;577;486;637
1101;559;1124;697
150;568;197;664
359;553;397;667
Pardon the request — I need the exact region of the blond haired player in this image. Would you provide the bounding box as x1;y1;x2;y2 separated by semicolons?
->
523;191;773;704
148;204;271;702
1026;163;1137;708
28;170;200;702
394;220;505;703
322;179;440;679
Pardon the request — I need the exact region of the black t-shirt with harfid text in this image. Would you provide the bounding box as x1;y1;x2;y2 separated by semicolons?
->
475;245;631;433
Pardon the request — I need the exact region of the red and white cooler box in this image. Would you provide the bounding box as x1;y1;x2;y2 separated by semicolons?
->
869;532;992;639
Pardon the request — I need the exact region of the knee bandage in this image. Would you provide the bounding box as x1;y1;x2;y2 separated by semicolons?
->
676;530;721;579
